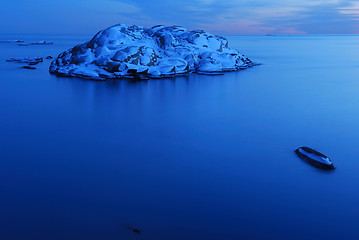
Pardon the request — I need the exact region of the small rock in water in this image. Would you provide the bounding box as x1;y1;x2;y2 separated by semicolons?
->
295;146;335;170
0;40;24;43
22;65;36;69
28;61;40;65
46;56;53;59
32;41;53;45
127;226;141;234
18;41;53;46
6;57;43;65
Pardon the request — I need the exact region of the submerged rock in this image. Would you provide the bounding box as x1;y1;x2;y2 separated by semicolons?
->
127;226;141;234
7;57;43;64
0;40;24;43
18;41;53;46
295;147;335;170
50;24;256;80
22;65;36;69
46;56;53;59
32;41;53;45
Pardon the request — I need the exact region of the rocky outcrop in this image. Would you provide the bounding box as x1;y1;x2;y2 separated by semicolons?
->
6;56;54;69
18;41;53;46
22;65;37;69
6;57;43;65
0;40;24;43
50;24;256;80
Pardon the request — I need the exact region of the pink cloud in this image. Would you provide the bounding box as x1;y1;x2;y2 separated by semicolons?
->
198;20;276;34
279;27;307;34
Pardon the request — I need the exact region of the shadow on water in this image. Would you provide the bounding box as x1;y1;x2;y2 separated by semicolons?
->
50;72;225;108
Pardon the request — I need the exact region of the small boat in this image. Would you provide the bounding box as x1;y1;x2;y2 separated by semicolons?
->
295;146;335;169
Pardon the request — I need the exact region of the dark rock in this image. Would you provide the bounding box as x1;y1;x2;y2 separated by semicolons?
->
7;57;43;65
127;226;141;234
46;56;53;59
22;65;36;69
0;40;24;43
31;41;53;45
18;41;53;46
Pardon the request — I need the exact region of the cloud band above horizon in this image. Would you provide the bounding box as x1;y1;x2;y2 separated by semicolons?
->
1;0;359;34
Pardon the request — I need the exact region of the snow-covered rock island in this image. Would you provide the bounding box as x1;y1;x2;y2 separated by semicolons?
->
50;24;256;80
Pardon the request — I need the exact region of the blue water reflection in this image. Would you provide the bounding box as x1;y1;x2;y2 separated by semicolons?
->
0;34;359;239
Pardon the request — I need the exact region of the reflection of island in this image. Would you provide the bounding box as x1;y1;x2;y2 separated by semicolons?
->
50;24;257;80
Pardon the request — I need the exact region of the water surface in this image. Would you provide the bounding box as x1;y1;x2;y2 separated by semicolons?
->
1;34;359;240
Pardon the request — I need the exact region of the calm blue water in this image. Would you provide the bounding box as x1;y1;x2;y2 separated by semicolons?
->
1;34;359;240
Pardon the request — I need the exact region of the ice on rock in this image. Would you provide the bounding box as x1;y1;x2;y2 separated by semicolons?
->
50;24;256;80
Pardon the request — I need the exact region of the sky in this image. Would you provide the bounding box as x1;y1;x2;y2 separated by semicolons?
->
1;0;359;35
